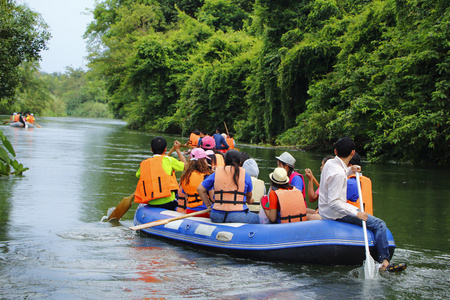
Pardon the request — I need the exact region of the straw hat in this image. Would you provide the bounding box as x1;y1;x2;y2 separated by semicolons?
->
275;152;296;168
269;168;289;184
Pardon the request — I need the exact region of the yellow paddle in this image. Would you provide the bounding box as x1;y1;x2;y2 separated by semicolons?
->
108;193;135;220
129;207;212;230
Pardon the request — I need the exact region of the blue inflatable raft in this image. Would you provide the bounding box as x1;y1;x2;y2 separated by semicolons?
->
133;204;395;265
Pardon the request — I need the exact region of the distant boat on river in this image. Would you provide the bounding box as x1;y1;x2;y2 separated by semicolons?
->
9;122;36;128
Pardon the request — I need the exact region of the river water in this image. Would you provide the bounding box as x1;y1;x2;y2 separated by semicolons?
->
0;117;448;299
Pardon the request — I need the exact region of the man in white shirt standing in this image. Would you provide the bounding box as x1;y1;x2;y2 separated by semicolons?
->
318;137;391;271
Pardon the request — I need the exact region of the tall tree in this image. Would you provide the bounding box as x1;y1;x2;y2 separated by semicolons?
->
0;0;50;106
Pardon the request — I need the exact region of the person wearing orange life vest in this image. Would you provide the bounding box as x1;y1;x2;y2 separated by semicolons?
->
26;113;35;124
187;129;200;147
179;148;214;218
264;168;320;223
201;136;225;168
197;150;259;224
346;152;374;215
134;137;187;210
176;184;187;213
226;133;235;150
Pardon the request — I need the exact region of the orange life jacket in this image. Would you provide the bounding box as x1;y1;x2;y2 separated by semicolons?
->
226;137;234;149
188;133;200;147
275;187;307;223
213;166;246;211
347;174;373;215
134;156;179;203
177;184;187;213
214;153;225;167
181;171;206;208
14;115;20;122
27;115;35;124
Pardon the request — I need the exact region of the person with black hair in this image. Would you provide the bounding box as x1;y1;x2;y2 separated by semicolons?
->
197;130;207;148
187;129;201;147
197;150;259;224
318;137;395;271
239;152;250;166
213;128;229;151
226;133;235;150
134;137;187;211
263;167;307;223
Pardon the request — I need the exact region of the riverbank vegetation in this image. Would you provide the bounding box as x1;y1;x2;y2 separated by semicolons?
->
83;0;448;164
1;0;449;164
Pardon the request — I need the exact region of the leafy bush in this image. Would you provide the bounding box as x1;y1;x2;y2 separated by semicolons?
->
0;130;28;176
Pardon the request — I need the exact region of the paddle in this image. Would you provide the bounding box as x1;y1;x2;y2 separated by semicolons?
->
34;123;42;128
356;172;376;279
108;192;135;220
223;121;229;135
312;175;320;188
129;207;212;230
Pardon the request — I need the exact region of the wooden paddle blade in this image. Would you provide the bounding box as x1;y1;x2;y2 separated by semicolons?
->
129;207;212;231
34;123;42;128
108;193;135;220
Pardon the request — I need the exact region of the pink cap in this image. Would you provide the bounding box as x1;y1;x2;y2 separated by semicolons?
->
205;150;215;156
201;136;215;149
190;148;210;161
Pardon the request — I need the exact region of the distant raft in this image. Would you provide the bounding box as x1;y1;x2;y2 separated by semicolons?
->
133;204;396;265
10;122;35;128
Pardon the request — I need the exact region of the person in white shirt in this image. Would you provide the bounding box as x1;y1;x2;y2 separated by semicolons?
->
318;137;391;270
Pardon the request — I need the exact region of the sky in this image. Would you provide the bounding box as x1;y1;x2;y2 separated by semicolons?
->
22;0;97;74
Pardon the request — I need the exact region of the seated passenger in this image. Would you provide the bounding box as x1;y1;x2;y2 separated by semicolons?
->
179;148;213;218
134;137;186;210
264;168;307;223
201;136;225;167
213;127;229;151
187;129;200;147
242;158;266;207
197;150;259;224
275;152;306;206
304;156;334;203
264;168;321;223
26;113;35;124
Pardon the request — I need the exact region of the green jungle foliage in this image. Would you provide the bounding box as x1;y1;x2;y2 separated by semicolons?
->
0;130;28;176
0;0;50;109
83;0;449;164
41;68;113;118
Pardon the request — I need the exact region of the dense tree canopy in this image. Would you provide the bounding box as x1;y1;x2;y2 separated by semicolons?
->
83;0;449;164
0;0;50;103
